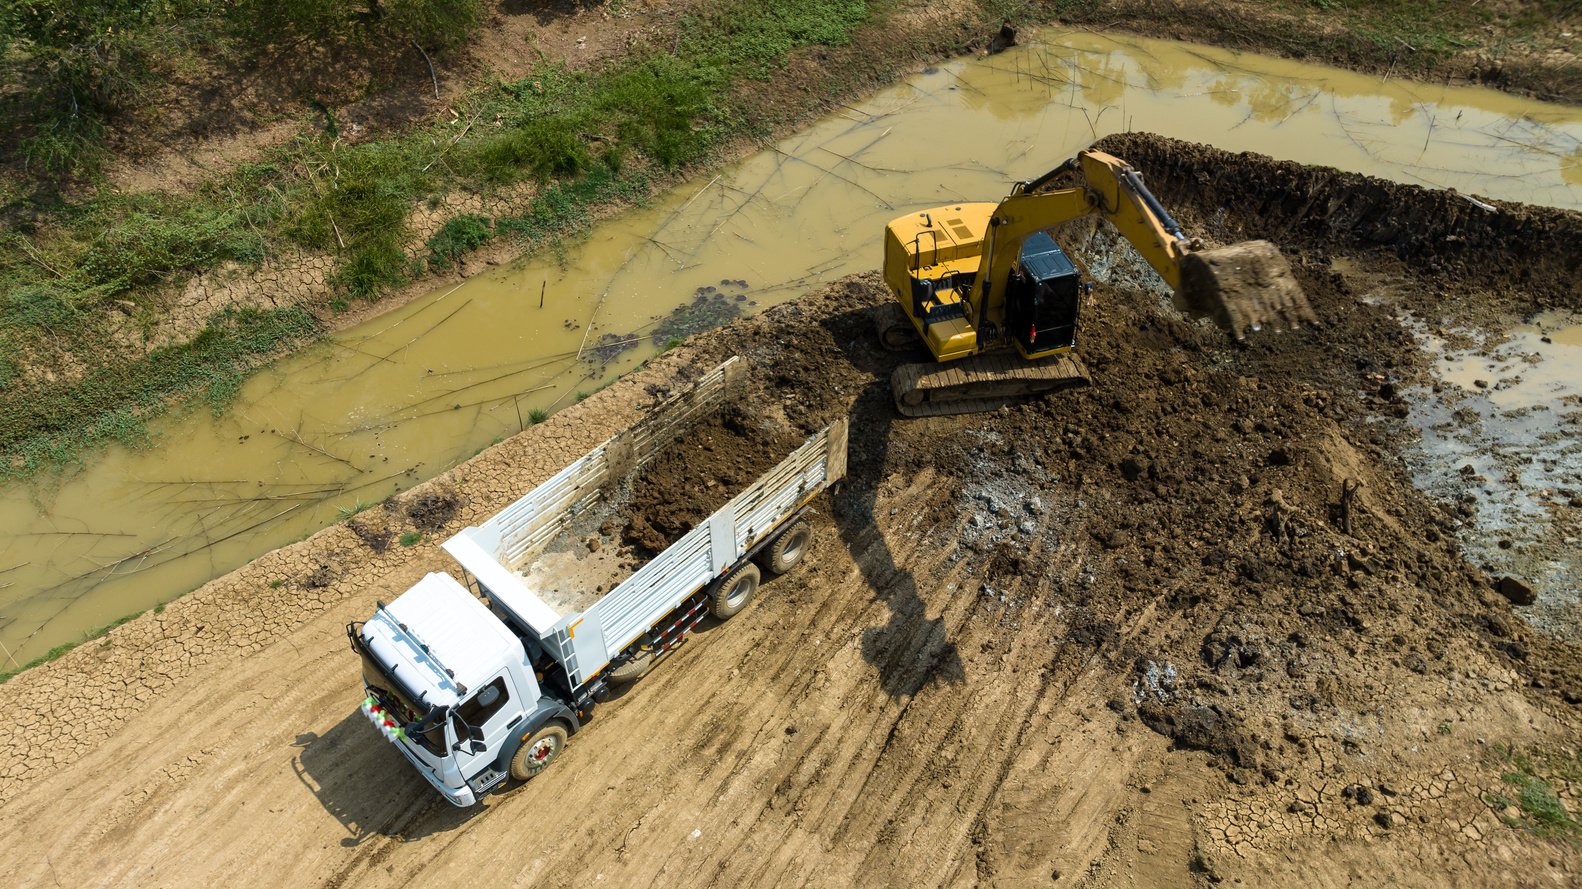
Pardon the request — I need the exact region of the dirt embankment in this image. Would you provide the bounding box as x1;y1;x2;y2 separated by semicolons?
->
0;134;1579;886
1051;0;1582;104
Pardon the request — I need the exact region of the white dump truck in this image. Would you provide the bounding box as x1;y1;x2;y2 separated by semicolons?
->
347;359;848;806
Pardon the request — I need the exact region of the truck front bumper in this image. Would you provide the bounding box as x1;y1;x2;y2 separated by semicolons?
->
392;738;477;807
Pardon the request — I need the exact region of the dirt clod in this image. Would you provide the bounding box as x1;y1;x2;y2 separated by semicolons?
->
405;491;461;533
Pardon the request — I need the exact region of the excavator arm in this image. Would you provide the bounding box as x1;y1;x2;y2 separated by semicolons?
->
966;150;1311;341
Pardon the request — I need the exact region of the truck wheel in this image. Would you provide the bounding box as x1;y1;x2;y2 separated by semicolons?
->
607;649;656;685
711;562;760;620
760;520;811;575
509;722;568;781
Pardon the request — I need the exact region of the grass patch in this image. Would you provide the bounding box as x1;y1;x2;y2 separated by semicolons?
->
398;531;423;547
528;407;549;424
1490;744;1582;840
337;499;376;519
427;214;494;270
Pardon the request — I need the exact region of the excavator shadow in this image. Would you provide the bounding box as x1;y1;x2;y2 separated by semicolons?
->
820;304;966;700
292;713;476;846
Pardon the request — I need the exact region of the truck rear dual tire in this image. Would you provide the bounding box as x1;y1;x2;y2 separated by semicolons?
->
760;519;811;575
509;722;568;781
711;563;760;620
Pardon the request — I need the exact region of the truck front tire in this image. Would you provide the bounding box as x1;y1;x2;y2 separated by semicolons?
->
711;562;760;619
761;519;811;574
509;722;568;781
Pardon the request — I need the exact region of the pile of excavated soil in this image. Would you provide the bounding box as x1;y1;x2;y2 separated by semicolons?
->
1;133;1578;888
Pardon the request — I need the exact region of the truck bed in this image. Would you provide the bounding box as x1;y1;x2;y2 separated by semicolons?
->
441;358;847;688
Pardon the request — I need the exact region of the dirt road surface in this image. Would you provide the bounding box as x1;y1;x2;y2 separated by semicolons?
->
2;135;1580;887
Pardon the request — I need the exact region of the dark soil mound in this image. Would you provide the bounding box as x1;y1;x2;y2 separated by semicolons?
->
620;407;806;557
653;133;1582;782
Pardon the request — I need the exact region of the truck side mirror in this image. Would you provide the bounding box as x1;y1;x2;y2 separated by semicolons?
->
451;715;488;755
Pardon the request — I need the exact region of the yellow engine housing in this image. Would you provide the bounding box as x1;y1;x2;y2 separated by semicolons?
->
882;203;996;361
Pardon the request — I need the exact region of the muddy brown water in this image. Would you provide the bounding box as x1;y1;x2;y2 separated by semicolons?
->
3;30;1581;666
1401;312;1582;640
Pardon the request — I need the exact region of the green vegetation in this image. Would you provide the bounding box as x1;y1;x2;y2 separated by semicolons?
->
1;1;485;180
0;610;143;684
1;305;319;480
1488;744;1582;840
337;499;376;519
0;0;874;479
427;214;494;271
528;407;549;425
398;531;423;547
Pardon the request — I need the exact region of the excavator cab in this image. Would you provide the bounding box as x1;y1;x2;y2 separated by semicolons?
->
1005;232;1081;357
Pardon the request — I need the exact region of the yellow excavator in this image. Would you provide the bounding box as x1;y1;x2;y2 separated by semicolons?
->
878;149;1315;416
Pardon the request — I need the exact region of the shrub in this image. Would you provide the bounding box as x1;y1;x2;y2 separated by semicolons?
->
426;214;493;270
334;236;409;297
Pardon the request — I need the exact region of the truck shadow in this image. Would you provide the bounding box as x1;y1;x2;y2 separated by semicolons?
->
820;304;966;699
595;608;749;705
292;712;476;845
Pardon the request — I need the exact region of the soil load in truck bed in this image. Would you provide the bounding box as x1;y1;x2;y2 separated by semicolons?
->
620;407;808;557
509;394;814;613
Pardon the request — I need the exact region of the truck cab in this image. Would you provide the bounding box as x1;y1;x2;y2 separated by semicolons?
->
349;573;558;806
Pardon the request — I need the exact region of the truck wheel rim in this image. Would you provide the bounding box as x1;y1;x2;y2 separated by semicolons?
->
782;531;807;563
531;738;557;762
727;576;756;607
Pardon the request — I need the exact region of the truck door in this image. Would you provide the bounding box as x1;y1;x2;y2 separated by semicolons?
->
449;674;520;782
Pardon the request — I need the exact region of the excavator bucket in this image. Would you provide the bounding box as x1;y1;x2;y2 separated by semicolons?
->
1177;240;1316;340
